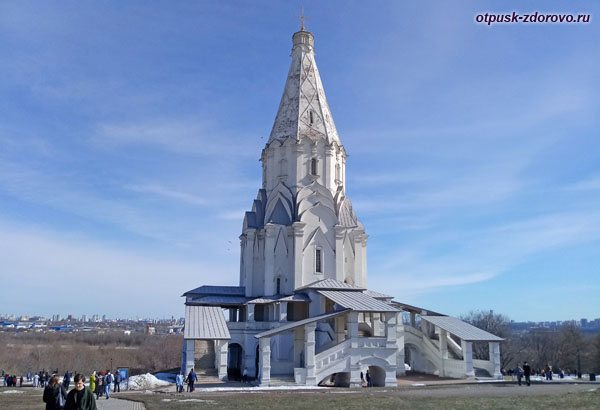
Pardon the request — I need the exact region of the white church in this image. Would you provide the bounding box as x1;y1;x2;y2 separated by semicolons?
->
181;26;503;387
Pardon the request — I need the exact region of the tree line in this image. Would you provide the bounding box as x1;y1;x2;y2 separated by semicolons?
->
462;310;600;374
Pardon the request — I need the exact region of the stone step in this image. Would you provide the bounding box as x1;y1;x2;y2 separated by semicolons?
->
268;376;296;386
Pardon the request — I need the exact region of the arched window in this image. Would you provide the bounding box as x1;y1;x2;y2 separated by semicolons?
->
276;278;281;295
310;158;318;175
309;110;314;125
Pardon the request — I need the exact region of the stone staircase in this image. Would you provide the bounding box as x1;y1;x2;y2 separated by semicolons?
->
268;375;296;386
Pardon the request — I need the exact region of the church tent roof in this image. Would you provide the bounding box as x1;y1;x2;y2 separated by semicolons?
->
421;316;504;342
184;305;230;340
318;290;399;312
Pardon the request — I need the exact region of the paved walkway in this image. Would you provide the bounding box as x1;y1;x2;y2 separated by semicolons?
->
96;397;146;410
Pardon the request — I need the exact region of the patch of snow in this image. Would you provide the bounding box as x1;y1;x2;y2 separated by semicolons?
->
411;383;426;387
127;373;171;390
2;390;24;394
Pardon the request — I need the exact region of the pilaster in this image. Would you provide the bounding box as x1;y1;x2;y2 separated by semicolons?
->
259;337;271;386
489;342;502;379
334;225;345;282
292;222;306;289
264;224;277;295
216;340;228;381
462;340;475;378
304;322;317;385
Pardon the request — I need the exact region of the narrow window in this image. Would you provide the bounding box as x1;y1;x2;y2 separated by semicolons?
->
311;158;317;175
276;278;281;294
309;110;314;125
315;248;322;273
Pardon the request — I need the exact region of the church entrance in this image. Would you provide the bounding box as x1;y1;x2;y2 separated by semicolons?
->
227;343;243;381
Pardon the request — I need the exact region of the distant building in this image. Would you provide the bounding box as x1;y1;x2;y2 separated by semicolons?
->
180;26;503;386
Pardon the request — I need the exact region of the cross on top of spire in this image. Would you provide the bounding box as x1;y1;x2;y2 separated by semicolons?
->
299;7;307;31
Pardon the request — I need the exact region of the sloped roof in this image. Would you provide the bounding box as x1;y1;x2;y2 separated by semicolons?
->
421;316;504;342
318;290;399;312
277;293;311;302
254;309;350;339
296;278;365;291
363;289;393;299
188;295;249;306
182;285;245;297
184;305;230;340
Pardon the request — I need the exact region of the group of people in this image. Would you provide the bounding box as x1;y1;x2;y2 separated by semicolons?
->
39;369;122;410
360;370;373;387
42;373;96;410
89;369;122;400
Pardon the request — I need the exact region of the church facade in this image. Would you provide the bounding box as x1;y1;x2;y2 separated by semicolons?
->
181;28;503;387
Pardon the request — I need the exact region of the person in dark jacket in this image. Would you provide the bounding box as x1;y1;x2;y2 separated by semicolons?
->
65;374;97;410
43;375;67;410
523;361;532;386
187;368;197;392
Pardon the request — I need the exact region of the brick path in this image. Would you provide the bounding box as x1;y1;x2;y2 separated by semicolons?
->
96;397;146;410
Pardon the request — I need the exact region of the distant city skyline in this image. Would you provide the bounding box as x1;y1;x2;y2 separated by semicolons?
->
1;2;599;322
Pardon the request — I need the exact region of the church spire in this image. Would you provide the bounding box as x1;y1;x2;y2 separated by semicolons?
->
268;28;341;144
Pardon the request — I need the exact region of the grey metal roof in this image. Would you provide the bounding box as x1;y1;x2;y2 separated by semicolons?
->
421;316;504;342
390;301;445;317
277;294;311;302
363;289;393;299
184;305;230;340
254;309;351;339
188;295;249;305
318;290;400;312
296;279;365;291
247;296;278;304
182;285;245;297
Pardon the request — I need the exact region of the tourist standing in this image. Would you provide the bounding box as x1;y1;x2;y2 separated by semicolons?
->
65;374;97;410
33;372;40;387
94;373;103;399
63;371;71;390
113;370;121;393
43;374;67;410
187;368;197;392
366;370;372;387
523;361;532;386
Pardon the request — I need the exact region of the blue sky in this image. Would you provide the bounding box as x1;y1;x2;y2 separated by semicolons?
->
1;1;598;321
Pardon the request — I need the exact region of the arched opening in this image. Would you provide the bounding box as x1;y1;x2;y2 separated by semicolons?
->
366;365;386;387
227;343;243;381
318;371;350;387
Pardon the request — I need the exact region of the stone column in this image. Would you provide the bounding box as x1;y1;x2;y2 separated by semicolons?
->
324;144;334;188
489;342;502;379
462;340;475;378
353;233;364;287
439;329;448;359
334;316;345;343
347;312;359;348
247;304;255;322
244;335;257;379
396;323;406;376
279;302;288;322
373;313;383;337
410;312;416;327
334;225;345;282
183;339;195;375
293;328;304;367
292;222;306;289
216;340;228;381
304;322;317;385
258;337;271;386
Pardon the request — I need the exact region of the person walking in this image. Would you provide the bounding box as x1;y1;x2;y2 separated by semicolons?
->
515;365;524;386
523;361;532;386
187;368;197;392
94;373;103;399
43;374;67;410
103;370;113;399
33;372;40;388
65;374;97;410
63;371;71;390
365;370;372;387
175;373;184;393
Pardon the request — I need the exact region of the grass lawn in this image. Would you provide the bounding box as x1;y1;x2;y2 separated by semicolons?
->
2;384;599;409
